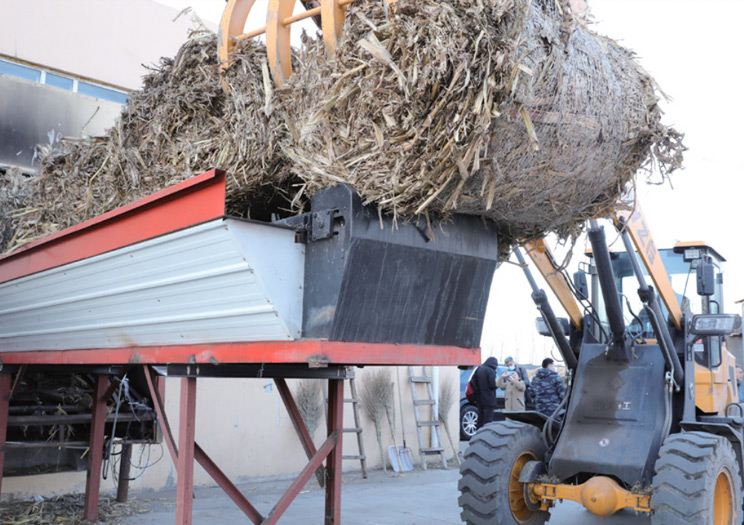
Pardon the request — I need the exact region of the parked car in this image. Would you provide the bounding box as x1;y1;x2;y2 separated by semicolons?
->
459;366;536;440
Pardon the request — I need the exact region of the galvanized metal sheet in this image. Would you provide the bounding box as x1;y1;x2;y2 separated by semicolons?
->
0;219;304;351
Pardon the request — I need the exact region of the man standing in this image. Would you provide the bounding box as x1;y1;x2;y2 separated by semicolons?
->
472;357;499;429
497;362;526;411
532;358;566;417
737;366;744;403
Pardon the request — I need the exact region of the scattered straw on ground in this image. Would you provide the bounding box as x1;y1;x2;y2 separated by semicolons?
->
0;494;147;524
1;0;684;254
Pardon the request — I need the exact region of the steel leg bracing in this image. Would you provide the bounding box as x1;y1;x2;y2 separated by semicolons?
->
142;366;346;524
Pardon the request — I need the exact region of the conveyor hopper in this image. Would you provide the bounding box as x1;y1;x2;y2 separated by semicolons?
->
0;170;499;360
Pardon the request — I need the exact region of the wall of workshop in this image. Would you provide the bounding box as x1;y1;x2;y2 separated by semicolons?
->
1;366;461;500
0;0;214;91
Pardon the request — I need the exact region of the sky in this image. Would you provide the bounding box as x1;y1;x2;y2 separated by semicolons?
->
154;0;744;365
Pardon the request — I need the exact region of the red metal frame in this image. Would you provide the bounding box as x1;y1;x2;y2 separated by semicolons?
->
0;169;226;285
176;377;197;524
0;340;480;367
134;366;346;525
325;379;344;524
0;167;481;522
84;376;108;522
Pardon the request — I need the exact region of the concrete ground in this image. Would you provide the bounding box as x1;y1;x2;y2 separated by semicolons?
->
120;462;651;524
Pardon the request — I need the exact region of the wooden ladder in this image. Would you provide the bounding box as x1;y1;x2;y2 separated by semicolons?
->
407;366;447;470
341;369;368;478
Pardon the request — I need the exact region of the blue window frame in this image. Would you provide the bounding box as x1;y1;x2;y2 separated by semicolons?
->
77;81;129;104
0;59;41;82
45;72;74;90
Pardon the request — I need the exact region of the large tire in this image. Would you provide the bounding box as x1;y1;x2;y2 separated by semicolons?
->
458;421;549;525
652;431;742;524
460;404;479;441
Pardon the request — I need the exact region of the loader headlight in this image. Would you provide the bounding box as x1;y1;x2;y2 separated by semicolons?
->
690;314;741;336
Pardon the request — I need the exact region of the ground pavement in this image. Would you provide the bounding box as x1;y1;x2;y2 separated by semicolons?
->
119;464;651;524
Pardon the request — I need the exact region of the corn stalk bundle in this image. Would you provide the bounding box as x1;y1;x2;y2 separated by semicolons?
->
295;379;324;439
284;0;683;242
1;0;683;253
359;368;394;472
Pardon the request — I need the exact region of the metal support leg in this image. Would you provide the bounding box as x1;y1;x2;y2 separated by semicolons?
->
84;375;108;522
325;379;344;525
0;373;11;497
176;377;197;525
117;444;132;503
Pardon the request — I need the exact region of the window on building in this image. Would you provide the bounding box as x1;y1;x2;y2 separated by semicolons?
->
0;58;41;82
44;72;74;91
0;57;129;105
77;81;129;104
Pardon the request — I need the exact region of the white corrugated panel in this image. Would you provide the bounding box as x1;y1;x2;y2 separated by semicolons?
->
0;219;304;351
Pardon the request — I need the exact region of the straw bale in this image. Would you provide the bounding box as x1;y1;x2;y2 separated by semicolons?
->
1;0;684;254
282;0;683;242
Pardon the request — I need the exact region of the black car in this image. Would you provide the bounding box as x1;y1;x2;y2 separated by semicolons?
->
459;367;536;440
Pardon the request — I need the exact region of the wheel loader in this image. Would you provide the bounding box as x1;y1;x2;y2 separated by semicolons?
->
458;205;743;524
216;2;737;522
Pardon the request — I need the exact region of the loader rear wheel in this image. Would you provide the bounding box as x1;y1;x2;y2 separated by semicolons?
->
458;421;549;525
651;431;741;525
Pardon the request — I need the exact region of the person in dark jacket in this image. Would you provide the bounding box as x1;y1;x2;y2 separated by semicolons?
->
531;358;566;417
472;357;499;429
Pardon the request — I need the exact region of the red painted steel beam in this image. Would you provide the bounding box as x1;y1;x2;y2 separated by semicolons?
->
0;373;10;496
0;341;480;367
176;377;197;525
0;169;226;284
194;443;264;524
84;375;108;522
274;378;325;487
264;431;340;524
325;379;344;524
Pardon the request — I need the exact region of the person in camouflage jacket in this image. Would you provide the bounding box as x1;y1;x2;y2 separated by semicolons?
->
532;358;566;417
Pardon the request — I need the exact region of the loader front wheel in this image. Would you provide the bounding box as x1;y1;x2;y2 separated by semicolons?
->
652;431;741;525
458;421;549;525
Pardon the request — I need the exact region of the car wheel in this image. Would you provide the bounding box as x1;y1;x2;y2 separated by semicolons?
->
460;404;478;440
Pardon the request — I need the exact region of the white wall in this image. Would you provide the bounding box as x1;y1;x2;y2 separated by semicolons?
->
0;0;216;90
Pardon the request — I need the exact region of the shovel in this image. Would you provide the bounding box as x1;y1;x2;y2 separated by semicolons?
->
388;370;414;472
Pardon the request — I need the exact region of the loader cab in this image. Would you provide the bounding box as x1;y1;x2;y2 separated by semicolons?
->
586;242;726;345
